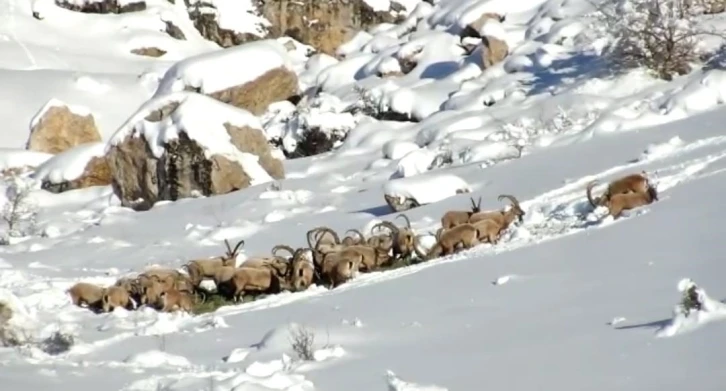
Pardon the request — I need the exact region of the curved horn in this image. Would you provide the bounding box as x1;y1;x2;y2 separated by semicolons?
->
223;239;233;256
271;245;295;258
412;234;428;260
345;229;365;241
371;221;400;236
313;227;340;249
435;227;444;241
230;239;245;257
586;180;600;208
395;214;412;229
497;194;520;208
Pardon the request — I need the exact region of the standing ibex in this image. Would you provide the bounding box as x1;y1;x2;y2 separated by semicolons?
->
183;238;244;287
586;179;657;219
468;194;526;232
413;224;480;261
440;197;482;229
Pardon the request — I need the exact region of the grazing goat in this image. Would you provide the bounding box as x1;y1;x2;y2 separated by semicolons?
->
588;172;658;207
102;286;136;312
414;224;480;261
67;282;105;309
586;179;657;219
158;289;200;313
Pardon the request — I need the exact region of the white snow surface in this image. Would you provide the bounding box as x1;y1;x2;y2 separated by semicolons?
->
1;0;726;390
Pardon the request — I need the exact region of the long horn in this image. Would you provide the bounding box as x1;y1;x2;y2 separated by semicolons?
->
395;214;412;229
345;229;365;241
314;227;340;249
477;197;482;211
271;245;295;258
229;239;245;257
306;227;329;248
371;221;400;236
586;180;600;208
412;234;428;260
497;194;520;208
223;239;233;256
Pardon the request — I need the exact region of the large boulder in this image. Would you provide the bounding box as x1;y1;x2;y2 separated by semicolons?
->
26;100;102;155
106;93;284;211
184;0;409;55
154;40;299;116
480;35;509;69
32;142;112;193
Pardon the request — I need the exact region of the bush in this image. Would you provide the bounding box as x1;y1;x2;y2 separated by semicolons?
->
288;324;316;361
1;177;38;243
594;0;710;80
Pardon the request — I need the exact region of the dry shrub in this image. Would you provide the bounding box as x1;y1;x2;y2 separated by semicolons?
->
594;0;719;80
286;127;339;159
288;324;316;361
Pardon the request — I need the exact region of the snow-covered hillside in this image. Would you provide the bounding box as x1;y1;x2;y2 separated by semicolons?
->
1;0;726;390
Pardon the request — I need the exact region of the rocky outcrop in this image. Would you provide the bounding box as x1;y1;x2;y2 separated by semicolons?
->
27;103;102;155
41;156;113;193
186;66;298;116
54;0;146;13
164;21;186;40
184;0;407;55
107;97;284;211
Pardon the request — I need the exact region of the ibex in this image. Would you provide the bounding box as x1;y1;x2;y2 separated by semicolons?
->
371;214;416;260
440;197;482;229
183;238;244;287
158;289;202;313
413;224;480;261
101;286;136;312
586;179;657;219
468;194;525;233
588;171;658;207
67;282;105;309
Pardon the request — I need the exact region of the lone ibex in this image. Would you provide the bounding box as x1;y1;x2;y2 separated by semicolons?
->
586;179;657;219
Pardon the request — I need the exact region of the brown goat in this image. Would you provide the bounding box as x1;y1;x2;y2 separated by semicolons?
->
468;194;526;233
320;251;363;288
589;171;658;206
183;238;244;286
67;282;105;309
414;224;480;261
158;289;200;313
470;218;503;245
102;286;136;312
440;197;482;229
226;267;283;302
586;180;657;219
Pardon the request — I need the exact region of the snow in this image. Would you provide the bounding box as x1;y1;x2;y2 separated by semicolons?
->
29;98;91;129
154;39;295;97
1;0;726;390
31;142;106;184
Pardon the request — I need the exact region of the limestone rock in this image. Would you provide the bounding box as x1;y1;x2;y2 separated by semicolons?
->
27;102;102;155
107;94;284;211
41;156;113;193
204;67;298;116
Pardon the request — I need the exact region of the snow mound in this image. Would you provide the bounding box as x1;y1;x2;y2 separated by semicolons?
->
637;136;684;162
154;39;294;97
109;92;273;186
386;370;448;391
383;173;471;205
31;142;107;184
0;149;53;171
124;350;192;368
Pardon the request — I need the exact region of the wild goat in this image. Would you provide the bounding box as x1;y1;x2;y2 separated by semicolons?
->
371;214;416;260
588;172;658;207
67;282;105;310
342;230;366;246
586;179;657;219
184;238;244;287
468;194;526;233
102;286;136;312
318;249;364;288
414;224;480;261
158;289;201;313
440;197;482;229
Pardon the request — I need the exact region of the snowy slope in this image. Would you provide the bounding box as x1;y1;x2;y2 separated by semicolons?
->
1;0;726;390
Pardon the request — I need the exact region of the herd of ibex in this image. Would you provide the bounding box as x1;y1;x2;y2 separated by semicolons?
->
66;171;658;314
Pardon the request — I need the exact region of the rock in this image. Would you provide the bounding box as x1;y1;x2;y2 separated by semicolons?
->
183;0;406;55
384;194;422;213
190;66;299;116
107;94;284;211
225;124;284;179
41;156;113;193
27;103;102;155
131;47;167;57
480;35;508;69
164;21;186;40
54;0;146;13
